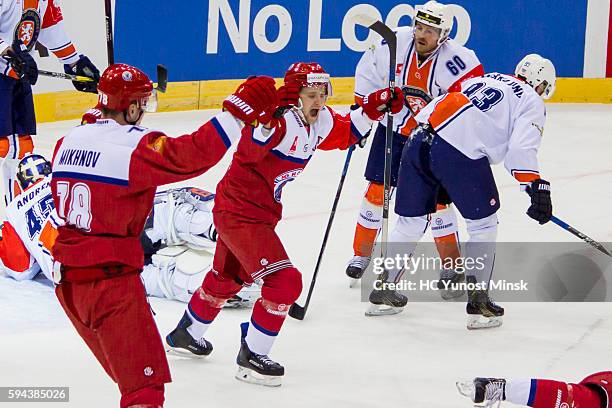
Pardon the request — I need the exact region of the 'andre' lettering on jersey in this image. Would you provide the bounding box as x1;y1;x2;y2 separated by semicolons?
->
16;181;51;210
57;149;102;168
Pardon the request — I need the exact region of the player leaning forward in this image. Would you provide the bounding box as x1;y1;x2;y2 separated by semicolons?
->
166;62;402;386
50;64;277;407
373;55;556;328
347;1;484;284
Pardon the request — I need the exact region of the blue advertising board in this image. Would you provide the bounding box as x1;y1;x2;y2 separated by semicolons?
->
115;1;587;82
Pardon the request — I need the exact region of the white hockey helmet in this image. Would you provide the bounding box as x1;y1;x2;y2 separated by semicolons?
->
413;1;454;45
515;54;557;100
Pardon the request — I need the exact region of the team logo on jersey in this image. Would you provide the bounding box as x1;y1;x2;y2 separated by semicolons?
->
403;86;432;115
273;169;303;202
14;9;41;51
490;198;497;206
143;367;154;377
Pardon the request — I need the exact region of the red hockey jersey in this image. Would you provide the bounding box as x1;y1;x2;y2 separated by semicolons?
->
214;106;373;224
50;112;240;273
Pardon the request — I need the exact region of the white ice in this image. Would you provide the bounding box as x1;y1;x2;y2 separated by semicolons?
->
1;104;611;407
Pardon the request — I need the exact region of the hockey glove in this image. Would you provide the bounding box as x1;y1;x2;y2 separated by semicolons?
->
64;55;100;93
81;103;103;124
274;82;301;118
223;76;279;126
526;178;552;224
4;40;38;85
362;87;404;121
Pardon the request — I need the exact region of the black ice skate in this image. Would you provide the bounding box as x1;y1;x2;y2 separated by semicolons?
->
365;284;408;317
165;312;213;358
346;255;371;279
456;377;506;407
466;290;504;330
235;322;284;387
437;269;466;300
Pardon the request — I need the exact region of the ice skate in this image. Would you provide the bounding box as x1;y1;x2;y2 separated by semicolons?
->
165;312;213;358
365;285;408;316
437;269;465;300
456;377;506;407
346;255;371;288
466;291;504;330
235;323;284;387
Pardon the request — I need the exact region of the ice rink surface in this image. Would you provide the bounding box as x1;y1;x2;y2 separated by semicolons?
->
1;104;611;407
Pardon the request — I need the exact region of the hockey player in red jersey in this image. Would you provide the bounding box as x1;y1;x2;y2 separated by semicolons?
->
1;0;99;204
457;372;612;408
166;61;403;386
50;63;278;407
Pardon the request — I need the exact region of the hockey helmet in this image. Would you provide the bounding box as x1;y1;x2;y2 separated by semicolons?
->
284;62;332;95
17;154;52;190
97;64;156;112
413;1;454;45
515;54;556;100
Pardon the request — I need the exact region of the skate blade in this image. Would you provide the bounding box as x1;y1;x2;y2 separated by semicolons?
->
165;346;209;359
235;366;282;387
466;315;503;330
349;278;359;288
365;304;404;316
455;380;476;399
440;289;466;301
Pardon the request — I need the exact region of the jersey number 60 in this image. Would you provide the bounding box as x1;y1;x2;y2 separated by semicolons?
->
55;182;93;231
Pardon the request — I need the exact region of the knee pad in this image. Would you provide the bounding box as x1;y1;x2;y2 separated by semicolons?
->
261;267;302;305
465;213;498;242
430;205;459;239
391;215;429;242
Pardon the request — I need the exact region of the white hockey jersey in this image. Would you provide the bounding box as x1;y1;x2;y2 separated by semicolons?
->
354;26;483;135
0;175;60;281
415;73;546;187
0;0;80;77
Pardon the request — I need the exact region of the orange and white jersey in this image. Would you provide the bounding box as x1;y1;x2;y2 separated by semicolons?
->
354;26;483;135
0;0;80;78
0;175;59;281
415;73;546;187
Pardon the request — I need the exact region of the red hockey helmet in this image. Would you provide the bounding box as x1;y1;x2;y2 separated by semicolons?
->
581;371;612;408
283;62;332;95
97;64;156;112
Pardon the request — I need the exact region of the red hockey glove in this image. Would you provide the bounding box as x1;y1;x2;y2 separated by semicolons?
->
81;103;103;124
362;87;404;121
273;82;301;119
223;76;279;126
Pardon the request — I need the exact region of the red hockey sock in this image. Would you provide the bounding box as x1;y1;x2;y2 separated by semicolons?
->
188;271;241;322
531;379;602;408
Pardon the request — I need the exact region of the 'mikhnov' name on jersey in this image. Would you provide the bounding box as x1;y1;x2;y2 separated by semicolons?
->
57;149;102;168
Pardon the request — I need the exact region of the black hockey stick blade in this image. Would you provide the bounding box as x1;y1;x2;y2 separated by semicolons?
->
156;64;168;93
354;15;397;49
288;303;306;320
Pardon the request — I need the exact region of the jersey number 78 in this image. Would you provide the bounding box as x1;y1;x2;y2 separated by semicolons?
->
55;182;93;231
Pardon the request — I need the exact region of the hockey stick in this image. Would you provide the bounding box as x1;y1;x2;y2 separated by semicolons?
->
38;70;96;82
156;64;168;93
104;0;115;65
354;16;397;269
550;215;611;257
289;146;357;320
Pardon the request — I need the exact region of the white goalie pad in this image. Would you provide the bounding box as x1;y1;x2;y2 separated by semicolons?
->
152;187;217;250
